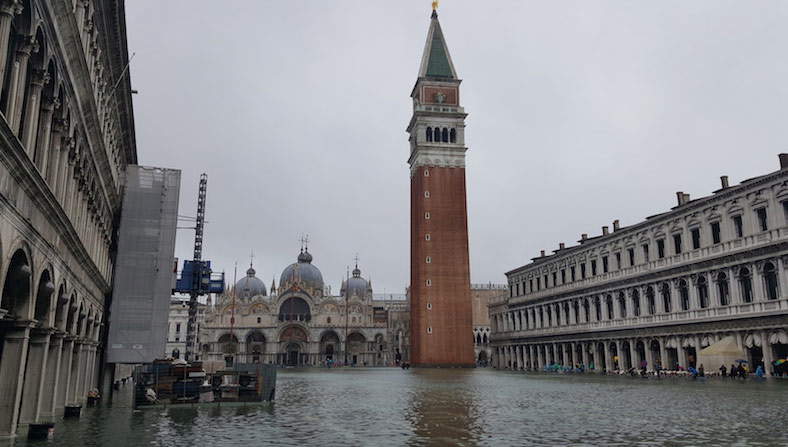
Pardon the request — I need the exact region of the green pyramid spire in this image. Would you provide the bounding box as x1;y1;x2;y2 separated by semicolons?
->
418;11;458;79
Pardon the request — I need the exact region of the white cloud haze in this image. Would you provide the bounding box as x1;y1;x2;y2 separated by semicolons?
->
125;1;788;293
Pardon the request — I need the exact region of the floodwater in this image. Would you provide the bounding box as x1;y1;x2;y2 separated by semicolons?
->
5;368;788;446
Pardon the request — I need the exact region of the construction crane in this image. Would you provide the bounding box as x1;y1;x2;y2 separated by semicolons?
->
175;173;225;362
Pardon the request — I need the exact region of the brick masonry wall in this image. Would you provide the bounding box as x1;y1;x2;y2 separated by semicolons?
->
410;166;475;366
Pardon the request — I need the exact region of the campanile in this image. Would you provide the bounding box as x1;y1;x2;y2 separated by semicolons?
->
407;7;474;367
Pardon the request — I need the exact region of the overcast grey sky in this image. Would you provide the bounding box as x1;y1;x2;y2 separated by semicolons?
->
125;1;788;294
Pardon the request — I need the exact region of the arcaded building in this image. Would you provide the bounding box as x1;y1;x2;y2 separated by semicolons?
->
408;7;474;367
491;155;788;376
0;0;135;436
199;248;409;368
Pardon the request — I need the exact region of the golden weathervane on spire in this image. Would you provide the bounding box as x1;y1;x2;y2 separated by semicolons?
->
432;0;439;11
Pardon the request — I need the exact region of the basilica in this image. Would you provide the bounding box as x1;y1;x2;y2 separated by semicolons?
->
197;247;410;369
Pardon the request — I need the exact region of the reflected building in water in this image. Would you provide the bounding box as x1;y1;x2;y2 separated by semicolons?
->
491;155;788;375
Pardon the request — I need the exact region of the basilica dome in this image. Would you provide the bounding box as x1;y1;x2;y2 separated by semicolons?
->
235;266;267;299
342;265;371;298
280;249;325;292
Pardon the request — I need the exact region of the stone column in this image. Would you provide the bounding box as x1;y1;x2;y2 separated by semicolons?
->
694;335;703;368
536;345;543;369
603;341;613;372
752;263;767;302
18;331;51;425
0;326;31;437
34;95;57;173
0;0;20;89
581;343;590;369
658;338;668;370
67;341;82;404
629;340;639;369
518;345;524;370
20;68;48;154
562;343;569;367
761;330;774;377
644;339;655;372
6;35;35;133
677;341;688;370
40;334;63;420
57;338;74;412
615;340;625;370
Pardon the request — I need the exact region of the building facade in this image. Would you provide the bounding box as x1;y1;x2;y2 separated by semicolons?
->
0;0;135;437
491;156;788;376
408;7;474;367
166;297;206;360
471;283;506;366
199;248;409;369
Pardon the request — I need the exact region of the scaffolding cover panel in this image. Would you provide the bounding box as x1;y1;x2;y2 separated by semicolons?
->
107;165;181;364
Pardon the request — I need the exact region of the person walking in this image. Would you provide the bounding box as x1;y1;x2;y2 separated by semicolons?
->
719;364;727;378
729;364;737;379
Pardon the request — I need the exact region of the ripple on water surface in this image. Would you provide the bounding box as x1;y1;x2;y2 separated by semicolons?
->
6;369;787;447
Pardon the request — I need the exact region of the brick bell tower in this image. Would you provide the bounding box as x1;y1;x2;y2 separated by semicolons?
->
407;6;474;367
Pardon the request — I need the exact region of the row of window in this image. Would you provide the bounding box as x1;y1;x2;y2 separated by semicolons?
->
510;204;780;298
496;261;780;333
425;126;457;143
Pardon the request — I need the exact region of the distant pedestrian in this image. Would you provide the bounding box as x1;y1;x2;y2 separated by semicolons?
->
755;365;764;378
729;364;737;378
698;364;705;377
719;364;727;377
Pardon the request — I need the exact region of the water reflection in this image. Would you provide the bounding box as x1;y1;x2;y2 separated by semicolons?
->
406;369;481;446
3;369;787;447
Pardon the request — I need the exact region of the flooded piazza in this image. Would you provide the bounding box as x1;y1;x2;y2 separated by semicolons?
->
4;368;786;447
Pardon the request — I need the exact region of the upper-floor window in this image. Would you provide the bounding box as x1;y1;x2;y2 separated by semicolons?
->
646;287;656;315
614;252;621;270
544;274;548;288
764;262;779;300
591;260;597;276
660;283;671;313
537;277;541;291
441;127;449;142
783;201;788;225
560;269;566;284
632;290;641;317
732;215;744;238
710;222;721;244
691;228;701;250
426;127;433;142
602;256;609;273
449;128;456;143
673;234;683;254
739;267;753;303
657;239;665;259
529;279;533;292
717;272;729;306
605;295;613;320
581;264;586;279
697;275;709;308
679;280;690;310
756;208;768;232
571;266;576;282
618;293;627;318
552;272;557;287
176;323;181;333
643;244;650;263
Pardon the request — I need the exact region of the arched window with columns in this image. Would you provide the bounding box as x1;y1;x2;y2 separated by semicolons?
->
605;295;613;320
426;126;432;142
618;292;627;318
697;275;709;308
679;279;690;310
646;286;656;315
717;272;730;305
763;262;779;300
661;282;671;313
632;289;641;317
738;268;753;303
441;127;448;142
449;128;456;143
